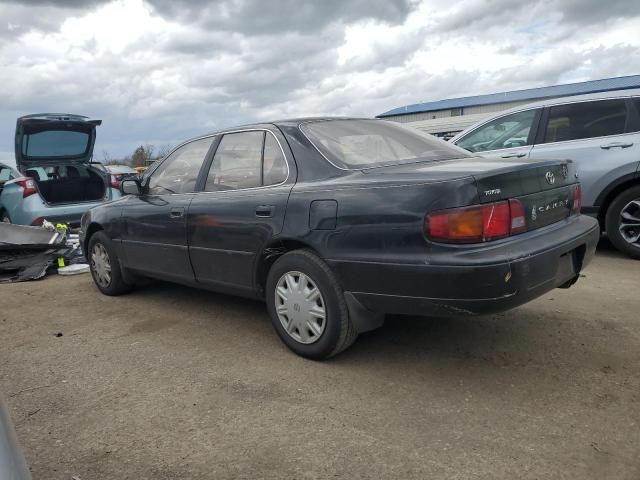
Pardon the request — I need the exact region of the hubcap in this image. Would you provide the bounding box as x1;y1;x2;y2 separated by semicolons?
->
1;214;9;223
275;271;326;345
91;243;112;287
619;199;640;246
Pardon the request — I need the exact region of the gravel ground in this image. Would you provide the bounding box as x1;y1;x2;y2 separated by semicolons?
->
1;240;639;480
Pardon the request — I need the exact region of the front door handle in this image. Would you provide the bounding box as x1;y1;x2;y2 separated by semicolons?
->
255;205;275;218
501;152;527;158
600;142;634;149
170;207;185;218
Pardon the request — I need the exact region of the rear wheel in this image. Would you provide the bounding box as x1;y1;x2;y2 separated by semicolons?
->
265;249;357;359
605;185;640;259
88;231;133;295
0;211;10;223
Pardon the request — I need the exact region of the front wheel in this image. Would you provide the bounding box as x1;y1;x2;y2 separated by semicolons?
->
265;249;357;359
605;186;640;259
88;231;134;295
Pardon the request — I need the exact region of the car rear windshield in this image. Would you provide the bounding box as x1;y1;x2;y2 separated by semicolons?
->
22;130;89;158
301;119;470;169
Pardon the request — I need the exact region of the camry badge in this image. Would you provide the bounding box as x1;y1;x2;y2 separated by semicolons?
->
545;171;556;185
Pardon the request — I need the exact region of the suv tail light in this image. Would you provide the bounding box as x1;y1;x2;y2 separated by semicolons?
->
572;184;582;215
426;200;528;243
110;174;124;189
15;177;37;198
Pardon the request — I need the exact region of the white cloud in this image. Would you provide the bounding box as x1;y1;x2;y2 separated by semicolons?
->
0;0;638;157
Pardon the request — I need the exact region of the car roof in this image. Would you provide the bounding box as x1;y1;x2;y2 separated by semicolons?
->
450;87;640;142
483;87;640;117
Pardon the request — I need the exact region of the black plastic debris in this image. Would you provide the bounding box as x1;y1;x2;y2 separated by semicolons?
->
0;222;72;282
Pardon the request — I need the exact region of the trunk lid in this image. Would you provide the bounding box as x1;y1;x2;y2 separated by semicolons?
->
362;156;579;231
14;113;102;171
471;158;578;231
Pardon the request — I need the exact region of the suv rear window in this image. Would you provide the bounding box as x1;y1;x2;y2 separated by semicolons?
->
301;119;470;169
543;99;627;143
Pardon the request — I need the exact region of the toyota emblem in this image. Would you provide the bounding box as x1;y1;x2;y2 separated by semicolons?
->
545;171;556;185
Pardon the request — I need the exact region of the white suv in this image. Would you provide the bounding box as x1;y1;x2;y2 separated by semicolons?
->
451;89;640;258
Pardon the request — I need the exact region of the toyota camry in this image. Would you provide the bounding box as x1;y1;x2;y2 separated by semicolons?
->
80;118;599;359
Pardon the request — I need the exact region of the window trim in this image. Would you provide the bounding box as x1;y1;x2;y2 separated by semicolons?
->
453;107;542;154
537;97;632;146
200;128;291;194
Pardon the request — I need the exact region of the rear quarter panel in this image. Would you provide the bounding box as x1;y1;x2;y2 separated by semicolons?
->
282;176;477;263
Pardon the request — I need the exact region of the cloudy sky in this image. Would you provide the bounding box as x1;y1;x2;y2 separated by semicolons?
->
0;0;639;162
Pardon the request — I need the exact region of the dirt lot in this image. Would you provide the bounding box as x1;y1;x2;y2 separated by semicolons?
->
1;240;639;480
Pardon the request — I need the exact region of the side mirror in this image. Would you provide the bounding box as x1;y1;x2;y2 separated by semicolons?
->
120;179;141;196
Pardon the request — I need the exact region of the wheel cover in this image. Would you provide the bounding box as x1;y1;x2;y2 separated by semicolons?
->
91;243;112;287
1;214;9;223
619;199;640;246
275;271;326;345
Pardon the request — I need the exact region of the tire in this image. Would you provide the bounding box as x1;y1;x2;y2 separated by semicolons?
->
605;185;640;259
0;211;10;223
87;231;134;295
265;249;357;359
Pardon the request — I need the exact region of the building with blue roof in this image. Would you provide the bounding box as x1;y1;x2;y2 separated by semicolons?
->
377;74;640;138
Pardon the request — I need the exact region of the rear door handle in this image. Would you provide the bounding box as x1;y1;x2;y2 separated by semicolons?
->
170;207;185;218
600;142;634;149
501;152;527;158
255;205;275;218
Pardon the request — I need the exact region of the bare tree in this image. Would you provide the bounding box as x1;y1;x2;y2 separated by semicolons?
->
131;144;155;167
156;143;173;161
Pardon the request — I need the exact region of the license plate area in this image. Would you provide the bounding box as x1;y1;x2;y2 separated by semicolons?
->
557;244;586;280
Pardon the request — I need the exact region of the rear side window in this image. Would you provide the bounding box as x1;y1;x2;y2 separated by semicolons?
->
148;137;214;194
542;99;627;143
204;131;288;191
263;133;287;185
455;109;537;153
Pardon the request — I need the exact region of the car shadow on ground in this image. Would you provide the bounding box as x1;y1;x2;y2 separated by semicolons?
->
117;240;627;369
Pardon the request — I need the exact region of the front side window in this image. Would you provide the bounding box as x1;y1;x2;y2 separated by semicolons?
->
22;130;90;157
302;119;469;169
543;99;627;144
148;137;214;195
455;109;537;153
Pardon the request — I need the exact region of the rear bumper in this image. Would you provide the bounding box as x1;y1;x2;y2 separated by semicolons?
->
330;215;600;317
15;194;113;227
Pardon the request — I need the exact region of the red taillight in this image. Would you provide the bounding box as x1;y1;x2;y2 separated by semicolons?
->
31;217;43;226
482;201;510;240
509;199;527;234
15;177;37;198
110;174;124;189
572;184;582;215
426;200;528;243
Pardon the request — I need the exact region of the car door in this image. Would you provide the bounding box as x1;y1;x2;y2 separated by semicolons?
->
120;136;215;282
529;98;640;207
187;128;295;295
452;108;541;159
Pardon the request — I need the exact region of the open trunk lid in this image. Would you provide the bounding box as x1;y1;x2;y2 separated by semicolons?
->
14;113;102;172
